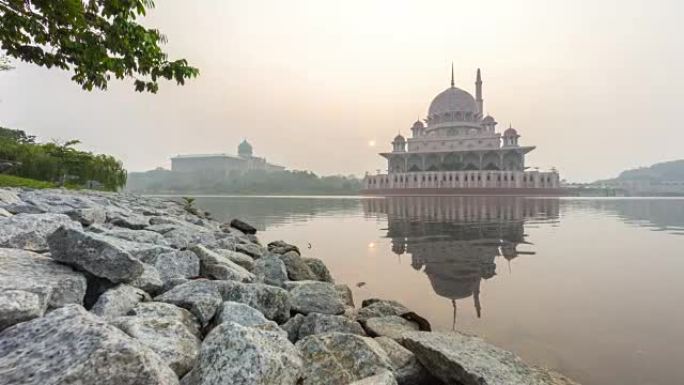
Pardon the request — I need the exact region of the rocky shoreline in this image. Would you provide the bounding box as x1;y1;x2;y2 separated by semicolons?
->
0;188;579;385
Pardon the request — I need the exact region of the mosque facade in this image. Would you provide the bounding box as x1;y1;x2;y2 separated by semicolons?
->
363;68;561;195
171;140;285;176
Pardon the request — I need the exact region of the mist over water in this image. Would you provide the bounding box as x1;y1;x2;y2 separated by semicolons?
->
195;196;684;385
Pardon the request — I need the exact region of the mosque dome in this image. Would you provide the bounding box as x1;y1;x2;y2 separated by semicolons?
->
238;140;253;157
428;86;478;118
411;120;424;130
482;115;496;123
504;127;518;136
393;134;406;143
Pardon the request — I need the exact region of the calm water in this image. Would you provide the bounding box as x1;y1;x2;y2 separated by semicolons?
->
193;196;684;385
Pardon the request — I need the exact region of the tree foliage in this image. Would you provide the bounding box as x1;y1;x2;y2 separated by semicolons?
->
0;54;12;71
0;127;127;191
0;0;198;92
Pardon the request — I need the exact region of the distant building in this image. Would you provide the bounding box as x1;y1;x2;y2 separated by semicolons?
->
171;140;285;175
363;67;562;195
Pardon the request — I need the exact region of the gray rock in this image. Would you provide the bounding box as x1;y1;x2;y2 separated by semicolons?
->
296;333;393;385
163;228;218;249
335;284;355;307
155;280;223;328
214;301;272;328
107;212;150;230
214;281;291;324
375;337;435;385
103;228;168;245
400;331;580;385
146;249;201;284
113;308;202;377
349;371;398;385
280;251;317;281
0;248;86;309
267;240;299;255
253;255;289;287
0;289;47;331
214;248;254;271
236;242;266;259
91;284;150;320
128;302;202;338
229;218;257;234
290;281;346;316
280;313;304;342
128;263;164;295
190;245;254;282
303;258;334;282
364;316;420;339
47;227;144;283
0;207;13;218
298;312;365;340
194;321;302;385
65;207;106;226
0;213;82;251
357;299;411;322
0;189;20;205
0;305;179;385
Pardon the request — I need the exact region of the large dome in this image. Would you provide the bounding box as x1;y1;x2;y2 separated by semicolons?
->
428;86;478;117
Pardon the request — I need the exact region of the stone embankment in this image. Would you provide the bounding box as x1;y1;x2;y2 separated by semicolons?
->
0;188;579;385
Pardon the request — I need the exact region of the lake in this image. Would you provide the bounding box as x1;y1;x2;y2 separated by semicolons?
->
193;195;684;385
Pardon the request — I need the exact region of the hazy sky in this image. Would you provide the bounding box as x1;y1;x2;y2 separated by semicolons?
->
1;0;683;182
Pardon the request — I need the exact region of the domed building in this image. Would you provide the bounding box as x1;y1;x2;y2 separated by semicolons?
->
171;140;285;176
364;68;561;195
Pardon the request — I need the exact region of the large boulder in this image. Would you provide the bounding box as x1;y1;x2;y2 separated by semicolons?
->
267;240;299;255
335;284;355;307
374;337;437;385
194;321;302;385
0;305;179;385
295;333;393;385
364;316;420;339
102;228;168;245
0;248;86;309
279;251;317;281
0;289;46;331
253;255;289;287
303;258;334;283
91;284;150;320
47;227;144;283
214;281;291;324
357;299;411;322
113;304;202;377
290;281;346;316
400;331;580;385
213;301;272;328
144;249;200;285
155;280;223;328
128;263;164;295
190;245;254;282
280;313;305;343
297;312;366;340
128;302;202;338
0;213;82;251
214;248;255;271
236;242;267;259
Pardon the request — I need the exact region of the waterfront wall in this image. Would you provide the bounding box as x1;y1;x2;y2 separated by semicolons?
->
364;170;560;191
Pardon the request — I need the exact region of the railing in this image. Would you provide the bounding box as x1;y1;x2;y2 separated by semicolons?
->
364;170;560;190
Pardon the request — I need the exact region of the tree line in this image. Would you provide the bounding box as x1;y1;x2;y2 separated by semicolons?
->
0;127;127;191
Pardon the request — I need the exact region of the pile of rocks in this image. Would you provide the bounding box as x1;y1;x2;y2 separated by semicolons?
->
0;188;579;385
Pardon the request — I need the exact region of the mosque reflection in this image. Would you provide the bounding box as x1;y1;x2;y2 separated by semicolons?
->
363;196;560;328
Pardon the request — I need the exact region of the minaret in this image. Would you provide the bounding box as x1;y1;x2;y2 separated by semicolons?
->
450;62;455;87
475;68;483;114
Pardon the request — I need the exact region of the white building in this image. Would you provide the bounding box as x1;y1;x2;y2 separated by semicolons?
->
171;140;285;176
364;67;561;195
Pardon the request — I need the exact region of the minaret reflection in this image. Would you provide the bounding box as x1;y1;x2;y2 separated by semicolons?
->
363;196;559;329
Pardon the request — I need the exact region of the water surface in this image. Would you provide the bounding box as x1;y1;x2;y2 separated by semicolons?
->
195;196;684;385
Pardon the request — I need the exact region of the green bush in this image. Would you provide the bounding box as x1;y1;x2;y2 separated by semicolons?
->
0;174;55;189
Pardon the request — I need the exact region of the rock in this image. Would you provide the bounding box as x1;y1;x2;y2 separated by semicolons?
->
155;280;223;328
128;302;202;338
65;207;106;226
103;228;168;245
253;255;289;287
128;263;164;295
349;371;398;385
214;281;291;324
0;289;46;331
267;240;299;255
229;218;257;234
162;228;218;250
143;249;200;289
335;284;355;307
0;248;86;309
0;305;179;385
236;242;266;259
280;313;305;343
296;333;393;385
303;258;334;282
91;284;150;320
47;227;144;283
0;189;20;205
107;212;150;230
280;251;318;281
0;213;82;251
0;207;12;217
290;281;346;316
400;331;580;385
194;321;302;385
297;312;366;339
357;299;411;322
364;316;420;339
375;337;436;385
113;308;202;377
190;245;254;282
214;248;255;271
213;301;273;328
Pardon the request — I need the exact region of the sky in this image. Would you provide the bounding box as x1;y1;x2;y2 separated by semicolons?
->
1;0;683;182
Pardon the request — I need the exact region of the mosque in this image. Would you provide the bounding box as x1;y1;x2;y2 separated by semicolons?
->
171;140;285;175
363;67;561;195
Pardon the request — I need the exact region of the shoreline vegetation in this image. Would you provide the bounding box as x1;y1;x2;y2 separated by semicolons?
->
0;188;579;385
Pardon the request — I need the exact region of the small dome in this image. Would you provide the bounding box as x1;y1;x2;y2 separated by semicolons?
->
428;86;478;118
411;120;424;129
482;115;495;123
504;127;518;136
238;140;253;157
393;134;406;143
